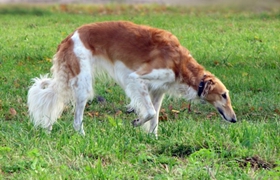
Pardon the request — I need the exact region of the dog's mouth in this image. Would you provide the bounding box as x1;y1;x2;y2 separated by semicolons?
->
217;108;236;123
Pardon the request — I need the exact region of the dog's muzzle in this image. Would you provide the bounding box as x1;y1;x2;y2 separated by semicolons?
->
217;108;237;123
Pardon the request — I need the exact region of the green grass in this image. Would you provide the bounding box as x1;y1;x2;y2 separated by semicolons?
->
0;4;280;179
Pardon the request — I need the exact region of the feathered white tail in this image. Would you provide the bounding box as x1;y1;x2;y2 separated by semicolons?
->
27;74;67;129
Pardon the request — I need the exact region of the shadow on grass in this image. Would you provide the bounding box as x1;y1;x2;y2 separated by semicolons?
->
155;143;203;158
156;142;278;171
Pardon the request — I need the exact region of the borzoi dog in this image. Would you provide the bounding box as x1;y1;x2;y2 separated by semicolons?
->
28;21;236;137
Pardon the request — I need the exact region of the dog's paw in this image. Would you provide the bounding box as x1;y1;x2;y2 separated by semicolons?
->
73;122;85;136
79;129;86;136
131;118;142;127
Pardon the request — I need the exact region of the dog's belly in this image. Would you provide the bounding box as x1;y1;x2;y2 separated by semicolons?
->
92;57;133;89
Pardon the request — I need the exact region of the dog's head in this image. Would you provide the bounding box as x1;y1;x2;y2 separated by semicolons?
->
198;74;237;123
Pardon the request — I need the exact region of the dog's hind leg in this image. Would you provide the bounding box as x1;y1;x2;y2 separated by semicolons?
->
71;72;94;136
142;91;164;137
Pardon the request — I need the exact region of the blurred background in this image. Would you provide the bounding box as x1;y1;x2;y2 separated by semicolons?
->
1;0;280;12
0;0;279;6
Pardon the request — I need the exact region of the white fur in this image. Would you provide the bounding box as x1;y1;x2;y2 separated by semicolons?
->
27;31;198;137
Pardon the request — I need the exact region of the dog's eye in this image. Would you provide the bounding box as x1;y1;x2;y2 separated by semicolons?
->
221;93;227;99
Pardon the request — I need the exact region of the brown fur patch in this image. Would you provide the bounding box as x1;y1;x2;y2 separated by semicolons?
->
77;21;183;74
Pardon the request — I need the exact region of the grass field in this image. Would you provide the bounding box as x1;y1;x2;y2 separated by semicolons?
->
0;4;279;179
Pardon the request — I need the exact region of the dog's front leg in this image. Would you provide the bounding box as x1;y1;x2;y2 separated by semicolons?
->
142;91;164;138
125;72;156;127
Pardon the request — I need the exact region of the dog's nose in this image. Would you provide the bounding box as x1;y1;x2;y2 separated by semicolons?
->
230;118;237;123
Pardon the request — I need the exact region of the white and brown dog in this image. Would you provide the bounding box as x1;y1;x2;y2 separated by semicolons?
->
28;21;236;137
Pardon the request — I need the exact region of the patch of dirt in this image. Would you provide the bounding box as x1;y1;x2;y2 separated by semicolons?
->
237;155;277;170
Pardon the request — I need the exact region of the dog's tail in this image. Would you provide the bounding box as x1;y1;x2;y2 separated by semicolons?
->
27;73;68;129
27;54;73;129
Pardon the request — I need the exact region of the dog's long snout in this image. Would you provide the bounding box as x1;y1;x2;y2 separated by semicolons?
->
217;107;237;123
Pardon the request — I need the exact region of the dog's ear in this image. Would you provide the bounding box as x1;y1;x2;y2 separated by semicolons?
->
200;78;215;98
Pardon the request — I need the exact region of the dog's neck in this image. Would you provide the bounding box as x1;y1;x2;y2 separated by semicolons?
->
177;47;208;94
